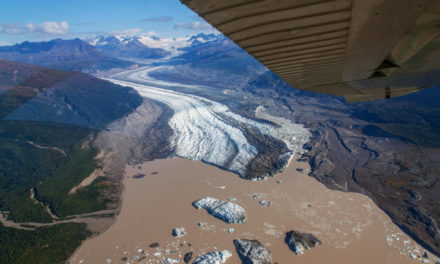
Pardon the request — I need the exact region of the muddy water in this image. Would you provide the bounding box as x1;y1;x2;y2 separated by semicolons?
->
69;158;428;264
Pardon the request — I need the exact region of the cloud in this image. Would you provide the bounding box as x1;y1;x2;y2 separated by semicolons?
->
174;21;214;31
110;28;142;36
141;16;174;22
38;21;70;34
0;21;69;35
142;30;157;37
0;24;21;35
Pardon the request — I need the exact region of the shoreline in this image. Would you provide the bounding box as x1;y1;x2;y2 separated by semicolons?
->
69;156;435;264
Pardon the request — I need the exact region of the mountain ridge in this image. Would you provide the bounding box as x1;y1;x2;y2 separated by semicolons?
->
90;35;170;59
0;38;134;73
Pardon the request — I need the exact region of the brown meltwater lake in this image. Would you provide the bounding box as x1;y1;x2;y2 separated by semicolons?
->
69;157;432;264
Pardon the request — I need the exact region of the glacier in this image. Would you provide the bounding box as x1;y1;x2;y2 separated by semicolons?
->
107;66;311;178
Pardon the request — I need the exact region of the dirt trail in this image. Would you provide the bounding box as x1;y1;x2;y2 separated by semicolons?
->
26;140;66;156
0;208;117;231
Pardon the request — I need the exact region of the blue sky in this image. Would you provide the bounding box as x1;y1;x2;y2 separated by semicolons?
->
0;0;215;45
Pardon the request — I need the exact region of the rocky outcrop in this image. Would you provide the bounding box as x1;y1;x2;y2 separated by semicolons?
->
258;200;272;206
133;173;145;179
184;252;193;263
233;239;272;264
192;197;246;224
149;242;160;248
162;258;179;264
192;250;232;264
172;227;187;237
285;231;321;255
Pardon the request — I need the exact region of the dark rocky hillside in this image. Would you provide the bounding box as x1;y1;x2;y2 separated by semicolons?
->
0;59;142;129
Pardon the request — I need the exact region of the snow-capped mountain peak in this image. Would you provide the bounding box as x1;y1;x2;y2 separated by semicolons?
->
187;33;219;46
136;35;190;51
88;35;170;59
90;33;223;52
89;35;127;46
87;33;225;59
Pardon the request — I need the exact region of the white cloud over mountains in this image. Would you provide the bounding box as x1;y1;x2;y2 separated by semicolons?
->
0;21;70;35
35;21;69;34
174;21;215;31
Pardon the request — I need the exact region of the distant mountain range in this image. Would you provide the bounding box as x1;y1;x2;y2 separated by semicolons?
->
185;33;220;46
0;33;225;73
148;34;263;88
89;33;220;56
176;34;261;75
89;35;170;59
0;38;134;73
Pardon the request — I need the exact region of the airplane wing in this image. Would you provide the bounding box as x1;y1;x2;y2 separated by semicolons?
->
180;0;440;102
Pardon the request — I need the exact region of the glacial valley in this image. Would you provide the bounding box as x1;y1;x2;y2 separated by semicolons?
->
108;65;311;179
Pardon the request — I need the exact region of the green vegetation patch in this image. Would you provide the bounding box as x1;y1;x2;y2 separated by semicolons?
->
0;120;102;223
0;60;143;263
0;223;91;264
